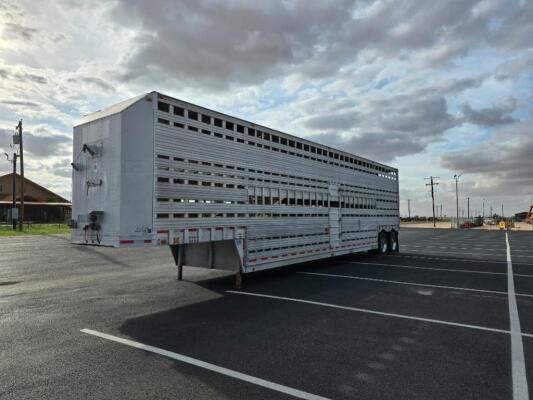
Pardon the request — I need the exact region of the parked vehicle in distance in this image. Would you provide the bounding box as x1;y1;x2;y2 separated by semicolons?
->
460;221;471;229
70;92;399;284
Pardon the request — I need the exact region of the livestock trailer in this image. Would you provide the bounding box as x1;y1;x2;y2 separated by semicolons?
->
71;91;399;284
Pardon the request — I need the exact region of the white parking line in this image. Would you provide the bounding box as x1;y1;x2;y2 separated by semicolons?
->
298;271;533;298
81;328;331;400
382;254;533;266
346;261;533;279
506;234;530;400
227;291;533;338
406;244;533;254
384;254;507;264
402;246;533;258
418;240;532;249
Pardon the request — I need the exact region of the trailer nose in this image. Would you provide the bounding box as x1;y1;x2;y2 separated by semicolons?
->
81;211;102;244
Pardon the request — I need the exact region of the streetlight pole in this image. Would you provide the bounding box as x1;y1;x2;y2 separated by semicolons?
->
454;174;461;228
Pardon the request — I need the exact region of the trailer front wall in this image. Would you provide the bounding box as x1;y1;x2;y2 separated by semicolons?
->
153;94;399;272
71;113;122;245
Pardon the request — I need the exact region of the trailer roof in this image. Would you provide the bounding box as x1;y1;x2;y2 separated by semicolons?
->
75;93;148;127
75;91;397;172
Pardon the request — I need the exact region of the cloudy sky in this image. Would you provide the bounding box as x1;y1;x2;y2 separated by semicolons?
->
0;0;531;216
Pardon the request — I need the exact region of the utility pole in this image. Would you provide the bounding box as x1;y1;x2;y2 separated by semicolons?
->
467;197;470;220
12;153;17;229
501;204;504;219
5;152;18;229
482;198;485;221
454;174;462;228
16;120;24;231
490;205;493;218
425;176;439;227
407;199;411;220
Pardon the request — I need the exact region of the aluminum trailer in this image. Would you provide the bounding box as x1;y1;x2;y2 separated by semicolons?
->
71;91;399;284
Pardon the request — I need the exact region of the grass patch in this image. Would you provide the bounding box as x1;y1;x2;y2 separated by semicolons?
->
0;224;70;236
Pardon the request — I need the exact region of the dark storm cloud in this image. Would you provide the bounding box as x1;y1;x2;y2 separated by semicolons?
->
438;76;486;94
440;122;533;194
303;90;458;162
491;1;533;50
0;68;47;85
24;133;71;157
305;110;359;131
2;22;37;41
459;97;517;127
67;76;115;92
0;100;41;108
318;131;427;162
110;0;532;89
0;128;71;158
49;160;72;178
14;72;47;85
113;0;357;88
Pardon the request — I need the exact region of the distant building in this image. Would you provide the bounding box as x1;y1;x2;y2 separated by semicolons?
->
514;211;528;221
0;173;71;223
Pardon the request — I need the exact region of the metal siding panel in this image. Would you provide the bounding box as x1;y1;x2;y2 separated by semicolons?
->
152;92;399;272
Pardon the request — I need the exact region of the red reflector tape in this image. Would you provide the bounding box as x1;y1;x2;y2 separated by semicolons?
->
120;240;134;244
144;240;152;244
157;230;168;234
188;228;198;232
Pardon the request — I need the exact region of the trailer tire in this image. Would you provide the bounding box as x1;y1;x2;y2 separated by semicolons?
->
387;230;399;252
378;231;388;254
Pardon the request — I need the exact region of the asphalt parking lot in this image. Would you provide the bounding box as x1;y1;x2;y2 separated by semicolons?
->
1;228;532;399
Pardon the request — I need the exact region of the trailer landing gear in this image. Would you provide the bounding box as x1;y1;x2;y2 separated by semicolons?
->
235;270;242;289
170;244;184;281
170;243;244;288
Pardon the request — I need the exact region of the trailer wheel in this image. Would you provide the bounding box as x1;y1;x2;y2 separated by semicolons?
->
378;231;388;254
387;230;399;252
